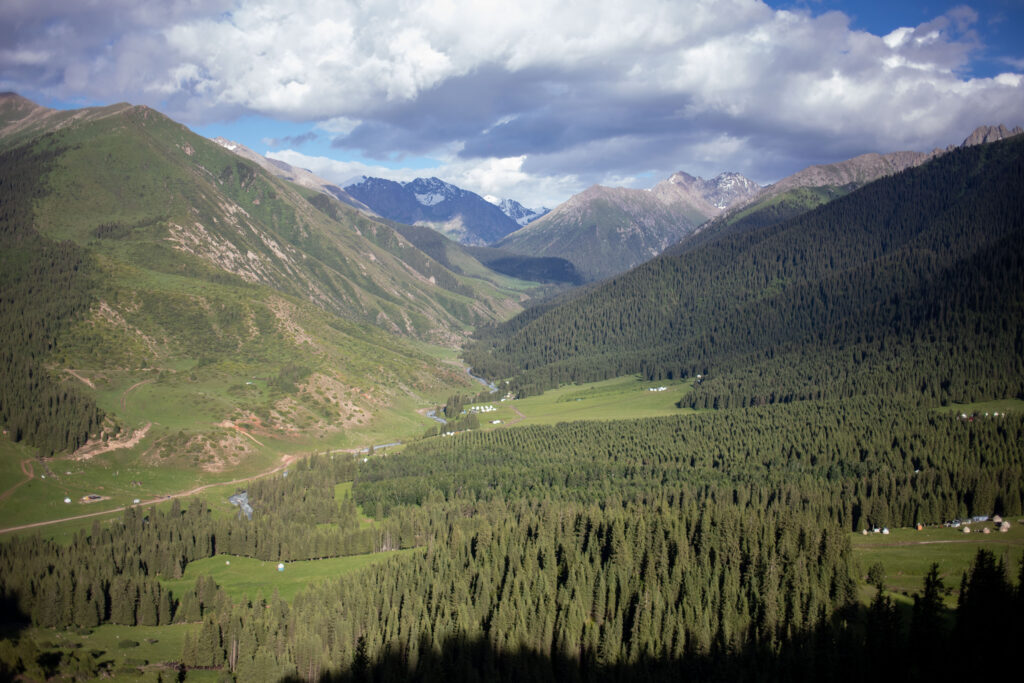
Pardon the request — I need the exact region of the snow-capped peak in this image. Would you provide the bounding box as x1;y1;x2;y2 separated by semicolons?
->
498;198;550;226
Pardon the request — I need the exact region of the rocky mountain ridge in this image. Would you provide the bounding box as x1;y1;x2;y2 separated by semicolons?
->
211;137;373;214
728;124;1024;216
495;170;760;281
489;197;550;226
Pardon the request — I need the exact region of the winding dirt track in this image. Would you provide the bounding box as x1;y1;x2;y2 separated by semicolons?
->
0;454;297;535
0;459;34;503
1;366;511;535
121;378;155;411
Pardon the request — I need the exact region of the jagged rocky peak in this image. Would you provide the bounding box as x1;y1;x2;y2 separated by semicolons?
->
703;172;762;209
493;197;550;226
662;170;760;210
962;124;1024;147
405;177;465;206
666;171;700;187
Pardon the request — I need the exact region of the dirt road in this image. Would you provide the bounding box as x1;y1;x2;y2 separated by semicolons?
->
121;378;155;411
0;453;298;535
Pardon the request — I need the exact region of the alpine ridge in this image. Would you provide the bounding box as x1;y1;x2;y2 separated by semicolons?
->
495;170;760;281
343;176;529;245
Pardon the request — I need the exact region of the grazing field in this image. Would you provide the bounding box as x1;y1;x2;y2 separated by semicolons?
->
22;623;207;683
0;353;457;531
160;550;419;602
935;397;1024;415
466;375;695;429
851;523;1024;606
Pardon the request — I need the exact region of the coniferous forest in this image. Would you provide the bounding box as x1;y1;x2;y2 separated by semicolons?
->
0;141;104;455
464;136;1024;405
1;121;1024;682
2;414;1023;681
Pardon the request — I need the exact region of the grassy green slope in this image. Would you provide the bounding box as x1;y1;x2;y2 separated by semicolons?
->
24;104;518;340
0;97;524;494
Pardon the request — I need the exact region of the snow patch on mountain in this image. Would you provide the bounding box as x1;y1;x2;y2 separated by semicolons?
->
415;192;446;206
498;198;550;226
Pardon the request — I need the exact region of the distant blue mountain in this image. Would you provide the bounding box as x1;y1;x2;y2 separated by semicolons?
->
344;176;545;245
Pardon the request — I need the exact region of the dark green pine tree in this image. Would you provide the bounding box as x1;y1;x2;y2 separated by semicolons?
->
158;587;173;625
909;563;946;679
955;548;1012;678
196;616;224;667
864;585;903;679
138;583;158;626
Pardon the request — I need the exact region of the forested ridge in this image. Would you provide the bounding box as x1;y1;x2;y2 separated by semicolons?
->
0;139;103;455
358;402;1024;531
464;136;1024;405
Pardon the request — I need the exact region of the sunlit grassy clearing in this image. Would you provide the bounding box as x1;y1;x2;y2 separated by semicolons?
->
851;523;1024;607
934;398;1024;415
469;375;695;429
34;623;196;670
161;550;419;602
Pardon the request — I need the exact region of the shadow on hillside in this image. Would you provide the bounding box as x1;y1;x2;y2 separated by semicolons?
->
274;602;991;683
0;588;30;636
0;588;31;679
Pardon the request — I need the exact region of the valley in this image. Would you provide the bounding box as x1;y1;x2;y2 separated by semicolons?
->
1;92;1023;682
0;373;694;534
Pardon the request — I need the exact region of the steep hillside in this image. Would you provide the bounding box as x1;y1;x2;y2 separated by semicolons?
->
695;125;1024;246
211;141;553;295
466;135;1024;408
0;94;519;461
1;96;519;341
497;171;758;281
211;137;373;214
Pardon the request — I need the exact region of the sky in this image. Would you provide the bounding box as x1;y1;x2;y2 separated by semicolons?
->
2;0;1023;208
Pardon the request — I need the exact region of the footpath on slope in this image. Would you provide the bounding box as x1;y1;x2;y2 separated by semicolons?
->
0;459;34;503
0;360;505;535
0;453;298;535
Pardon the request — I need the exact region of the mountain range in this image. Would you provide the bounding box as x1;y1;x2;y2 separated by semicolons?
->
466;129;1024;408
3;88;1021;464
699;123;1024;244
342;175;545;246
226;127;1024;287
494;171;761;281
4;86;1024;683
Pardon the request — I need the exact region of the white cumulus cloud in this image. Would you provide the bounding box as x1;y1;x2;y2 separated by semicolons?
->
1;0;1021;206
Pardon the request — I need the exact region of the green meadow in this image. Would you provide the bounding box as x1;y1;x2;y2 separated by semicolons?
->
466;375;695;429
851;522;1024;606
935;397;1024;416
161;550;419;603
